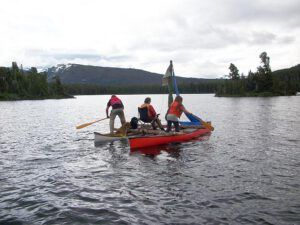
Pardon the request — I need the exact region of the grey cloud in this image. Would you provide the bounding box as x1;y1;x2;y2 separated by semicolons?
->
248;31;296;45
130;25;245;52
215;0;300;26
117;0;299;60
24;49;92;59
24;49;131;62
51;53;130;61
249;31;277;45
50;53;101;60
277;36;295;44
179;0;300;31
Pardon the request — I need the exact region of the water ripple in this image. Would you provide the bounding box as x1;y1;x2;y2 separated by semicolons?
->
1;95;299;224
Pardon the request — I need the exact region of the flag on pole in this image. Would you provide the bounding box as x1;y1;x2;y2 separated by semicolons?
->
162;61;174;107
162;61;173;86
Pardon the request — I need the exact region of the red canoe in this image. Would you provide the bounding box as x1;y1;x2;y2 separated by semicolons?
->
128;128;211;149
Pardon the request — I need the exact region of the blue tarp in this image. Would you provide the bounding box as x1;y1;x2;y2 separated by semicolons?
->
180;121;201;126
185;113;200;122
179;113;202;126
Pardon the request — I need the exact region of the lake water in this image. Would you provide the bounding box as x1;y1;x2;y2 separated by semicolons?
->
0;94;299;225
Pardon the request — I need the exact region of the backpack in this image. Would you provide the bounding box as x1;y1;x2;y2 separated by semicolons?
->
130;117;139;129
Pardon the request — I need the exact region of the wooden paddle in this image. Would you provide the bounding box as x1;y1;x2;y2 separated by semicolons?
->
191;114;214;131
76;117;108;129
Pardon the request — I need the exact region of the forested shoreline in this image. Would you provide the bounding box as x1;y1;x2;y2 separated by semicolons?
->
215;52;300;97
1;58;299;100
0;62;72;100
63;53;299;96
63;81;217;95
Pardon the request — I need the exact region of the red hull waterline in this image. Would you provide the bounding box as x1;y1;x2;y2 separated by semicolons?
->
129;128;211;149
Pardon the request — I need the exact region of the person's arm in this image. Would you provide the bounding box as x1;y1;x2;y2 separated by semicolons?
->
106;107;109;118
106;101;111;118
183;108;190;114
181;105;190;114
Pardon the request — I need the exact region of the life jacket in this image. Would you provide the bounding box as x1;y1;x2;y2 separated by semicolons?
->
140;103;156;118
110;96;123;109
168;101;183;118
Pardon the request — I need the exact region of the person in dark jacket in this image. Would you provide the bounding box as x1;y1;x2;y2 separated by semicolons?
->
106;95;126;134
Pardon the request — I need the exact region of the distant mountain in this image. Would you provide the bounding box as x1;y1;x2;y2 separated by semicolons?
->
47;63;213;86
272;64;300;77
47;63;300;88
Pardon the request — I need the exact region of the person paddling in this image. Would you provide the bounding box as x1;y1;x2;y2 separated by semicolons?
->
166;96;190;132
106;95;126;134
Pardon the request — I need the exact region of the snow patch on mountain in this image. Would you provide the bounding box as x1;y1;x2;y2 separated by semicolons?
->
54;63;72;73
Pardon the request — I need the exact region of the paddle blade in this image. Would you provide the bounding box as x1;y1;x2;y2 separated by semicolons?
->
202;121;214;131
187;113;214;131
76;122;94;129
76;117;108;130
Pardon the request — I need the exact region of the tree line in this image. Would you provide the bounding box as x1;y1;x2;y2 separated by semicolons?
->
63;81;218;95
0;62;70;100
216;52;300;96
1;58;299;100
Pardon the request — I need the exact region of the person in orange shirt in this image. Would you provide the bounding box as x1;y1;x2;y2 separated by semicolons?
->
139;97;164;131
166;96;190;132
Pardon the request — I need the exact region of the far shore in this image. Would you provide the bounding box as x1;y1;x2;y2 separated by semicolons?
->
0;93;74;101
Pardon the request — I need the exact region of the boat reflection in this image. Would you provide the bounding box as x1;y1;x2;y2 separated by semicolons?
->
94;134;211;159
94;139;128;148
130;143;182;158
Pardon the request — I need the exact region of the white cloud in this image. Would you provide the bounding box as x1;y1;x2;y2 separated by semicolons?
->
0;0;299;78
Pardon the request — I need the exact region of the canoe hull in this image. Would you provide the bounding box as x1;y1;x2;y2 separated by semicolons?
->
94;132;128;142
129;128;211;149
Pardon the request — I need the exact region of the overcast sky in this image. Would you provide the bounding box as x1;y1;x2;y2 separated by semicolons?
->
0;0;299;78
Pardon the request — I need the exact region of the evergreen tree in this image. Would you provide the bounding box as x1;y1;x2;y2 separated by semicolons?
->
228;63;240;80
0;62;71;100
259;52;271;73
49;76;65;95
246;70;256;92
256;52;273;92
0;67;9;93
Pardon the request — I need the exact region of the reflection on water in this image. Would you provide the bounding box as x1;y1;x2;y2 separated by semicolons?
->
130;143;182;158
1;94;299;225
95;133;211;158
